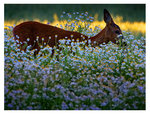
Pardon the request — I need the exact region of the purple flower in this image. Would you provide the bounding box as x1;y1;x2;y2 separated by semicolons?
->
51;88;55;92
8;104;13;108
112;97;120;103
34;88;38;92
55;85;63;89
138;86;144;93
90;105;100;110
101;102;107;106
70;82;77;86
27;106;33;110
61;102;68;110
5;87;9;94
47;22;50;24
69;103;73;108
60;15;63;18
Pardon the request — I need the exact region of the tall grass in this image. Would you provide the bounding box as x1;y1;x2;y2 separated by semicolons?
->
4;12;145;110
4;14;146;38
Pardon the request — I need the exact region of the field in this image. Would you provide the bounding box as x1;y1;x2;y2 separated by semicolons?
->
4;4;145;110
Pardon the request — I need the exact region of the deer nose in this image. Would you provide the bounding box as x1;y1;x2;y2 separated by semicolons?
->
117;34;124;39
117;34;127;46
120;35;127;46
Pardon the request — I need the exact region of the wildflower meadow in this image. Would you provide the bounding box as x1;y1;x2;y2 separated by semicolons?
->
4;11;145;110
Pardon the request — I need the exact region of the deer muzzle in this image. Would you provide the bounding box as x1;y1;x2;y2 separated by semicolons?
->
117;34;127;46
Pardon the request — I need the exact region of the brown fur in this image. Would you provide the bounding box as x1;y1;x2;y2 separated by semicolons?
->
13;9;123;54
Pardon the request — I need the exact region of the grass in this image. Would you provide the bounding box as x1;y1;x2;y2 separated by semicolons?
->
4;12;146;38
4;11;145;110
5;4;145;22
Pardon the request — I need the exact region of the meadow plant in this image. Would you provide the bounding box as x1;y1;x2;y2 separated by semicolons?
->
4;12;145;110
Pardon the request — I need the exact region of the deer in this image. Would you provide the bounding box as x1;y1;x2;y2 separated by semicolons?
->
13;9;125;55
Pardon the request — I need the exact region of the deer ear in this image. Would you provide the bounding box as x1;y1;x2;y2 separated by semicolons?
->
104;9;113;24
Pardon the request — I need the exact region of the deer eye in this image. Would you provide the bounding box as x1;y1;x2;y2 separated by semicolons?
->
115;30;120;34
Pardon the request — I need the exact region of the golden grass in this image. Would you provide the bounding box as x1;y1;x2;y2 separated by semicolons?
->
4;14;145;35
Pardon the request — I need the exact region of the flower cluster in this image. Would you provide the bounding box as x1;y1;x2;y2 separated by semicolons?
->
4;12;145;110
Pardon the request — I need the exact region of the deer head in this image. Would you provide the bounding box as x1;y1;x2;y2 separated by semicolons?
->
103;9;125;45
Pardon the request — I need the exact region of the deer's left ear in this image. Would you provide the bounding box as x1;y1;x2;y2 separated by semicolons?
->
104;9;114;24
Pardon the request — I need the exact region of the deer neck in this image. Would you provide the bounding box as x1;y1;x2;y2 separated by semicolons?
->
90;27;108;46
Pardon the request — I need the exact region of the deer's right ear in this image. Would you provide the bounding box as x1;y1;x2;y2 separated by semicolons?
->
104;9;113;24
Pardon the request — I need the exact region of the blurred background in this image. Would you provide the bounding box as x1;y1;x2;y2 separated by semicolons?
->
4;4;145;22
4;4;145;37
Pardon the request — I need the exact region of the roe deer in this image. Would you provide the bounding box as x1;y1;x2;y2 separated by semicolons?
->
13;9;125;55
